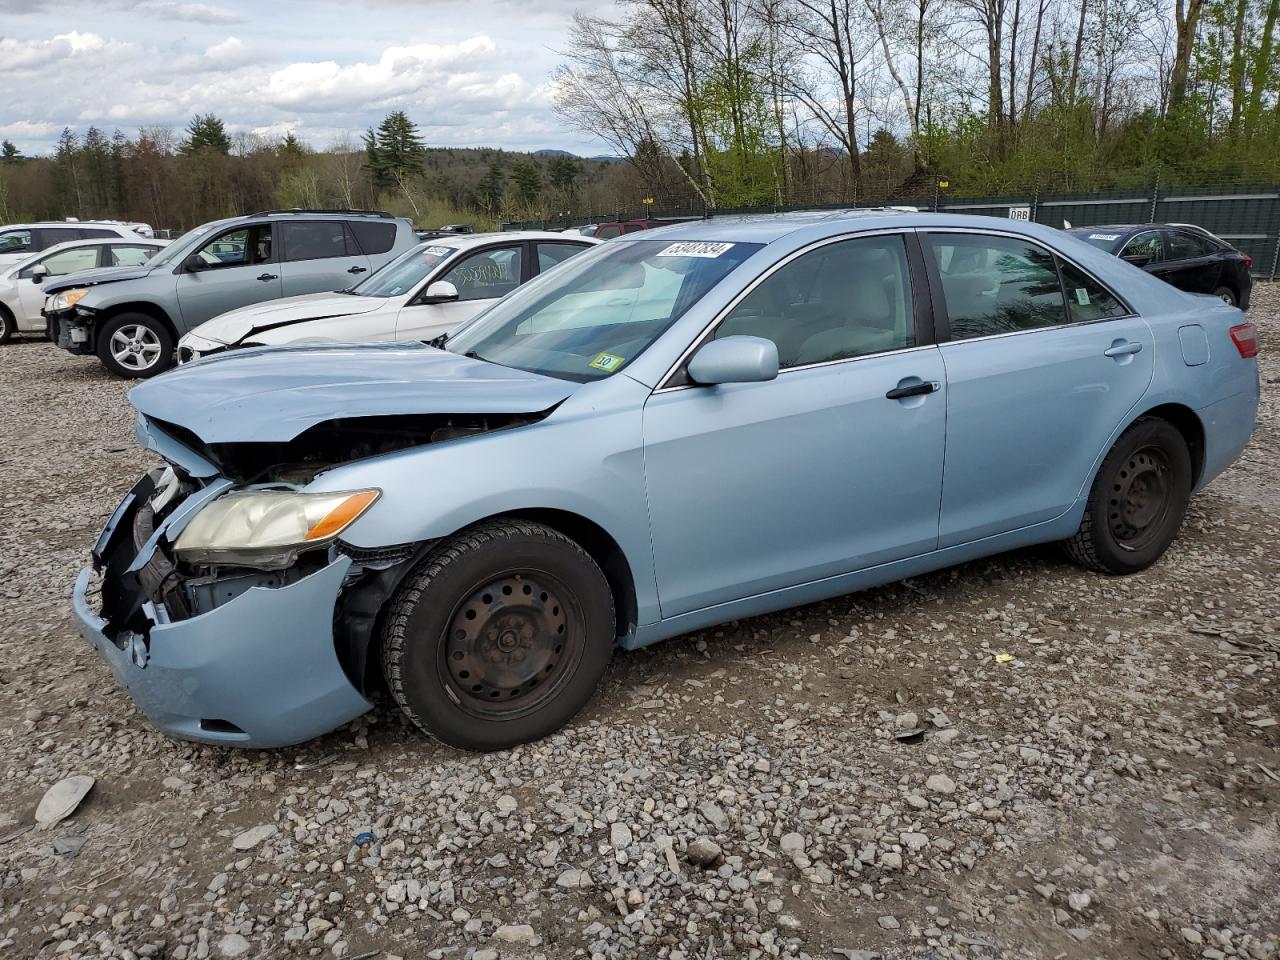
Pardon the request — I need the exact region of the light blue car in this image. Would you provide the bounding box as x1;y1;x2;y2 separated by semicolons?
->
73;212;1260;751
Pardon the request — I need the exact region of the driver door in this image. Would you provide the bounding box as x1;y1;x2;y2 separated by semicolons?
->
642;232;946;618
395;242;525;342
174;224;282;329
16;245;103;321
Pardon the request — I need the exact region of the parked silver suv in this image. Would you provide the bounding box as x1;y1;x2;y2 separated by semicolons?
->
44;210;417;377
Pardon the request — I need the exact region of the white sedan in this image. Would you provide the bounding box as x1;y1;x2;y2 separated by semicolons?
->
177;231;600;362
0;237;168;343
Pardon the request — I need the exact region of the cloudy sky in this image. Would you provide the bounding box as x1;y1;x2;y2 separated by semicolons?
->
0;0;614;157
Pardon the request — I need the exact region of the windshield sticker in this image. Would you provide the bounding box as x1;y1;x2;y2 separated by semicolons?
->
1074;287;1091;305
1089;233;1120;241
589;352;625;372
425;246;454;257
656;241;735;259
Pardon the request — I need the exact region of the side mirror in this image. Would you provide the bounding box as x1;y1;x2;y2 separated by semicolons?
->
420;280;459;304
687;336;779;385
30;264;49;284
1121;253;1152;268
183;253;207;273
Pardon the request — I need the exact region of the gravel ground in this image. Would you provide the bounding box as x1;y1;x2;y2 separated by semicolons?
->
0;292;1277;960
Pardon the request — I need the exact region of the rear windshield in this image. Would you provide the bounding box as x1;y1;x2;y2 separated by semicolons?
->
445;238;762;382
1068;230;1125;252
350;221;397;255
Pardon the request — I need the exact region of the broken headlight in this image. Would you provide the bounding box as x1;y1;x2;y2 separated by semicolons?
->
173;489;380;568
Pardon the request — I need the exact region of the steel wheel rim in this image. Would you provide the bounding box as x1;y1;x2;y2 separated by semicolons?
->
110;324;162;370
1108;445;1172;551
440;571;583;719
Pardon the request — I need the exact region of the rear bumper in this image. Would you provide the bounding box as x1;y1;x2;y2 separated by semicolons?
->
73;480;373;748
1196;380;1260;490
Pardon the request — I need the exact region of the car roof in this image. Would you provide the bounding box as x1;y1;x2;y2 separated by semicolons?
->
2;221;138;229
427;231;601;250
38;237;167;251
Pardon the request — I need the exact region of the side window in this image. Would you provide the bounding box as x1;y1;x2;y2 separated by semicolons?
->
716;234;915;368
0;229;32;254
110;245;161;267
927;233;1066;340
79;228;120;240
536;242;589;273
194;226;272;269
281;221;349;262
596;225;622;240
1058;260;1127;323
39;228;82;250
348;221;396;255
20;246;101;278
440;245;524;301
1164;230;1211;260
1121;231;1163;263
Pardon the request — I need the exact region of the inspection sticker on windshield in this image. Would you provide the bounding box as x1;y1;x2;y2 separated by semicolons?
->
657;241;734;258
1089;233;1120;241
589;352;625;372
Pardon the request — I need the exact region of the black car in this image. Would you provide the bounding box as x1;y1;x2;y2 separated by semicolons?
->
1067;223;1252;309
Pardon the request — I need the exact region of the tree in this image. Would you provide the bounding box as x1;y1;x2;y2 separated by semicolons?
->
182;114;231;155
53;128;83;216
1;140;21;163
547;155;583;195
511;158;543;206
476;161;506;211
363;111;426;188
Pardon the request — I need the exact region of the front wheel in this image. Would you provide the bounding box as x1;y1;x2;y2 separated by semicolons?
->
381;520;616;751
97;313;174;378
1063;417;1192;574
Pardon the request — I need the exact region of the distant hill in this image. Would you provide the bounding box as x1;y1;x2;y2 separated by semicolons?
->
532;149;577;158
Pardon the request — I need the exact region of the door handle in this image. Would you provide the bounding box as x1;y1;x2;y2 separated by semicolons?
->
885;380;939;400
257;273;278;282
347;266;367;274
1103;340;1143;357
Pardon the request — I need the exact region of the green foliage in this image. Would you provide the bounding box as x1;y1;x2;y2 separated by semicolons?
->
476;161;505;211
511;159;543;207
1;140;20;163
182;114;231;155
363;111;426;188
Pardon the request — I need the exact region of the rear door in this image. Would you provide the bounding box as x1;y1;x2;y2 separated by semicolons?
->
278;221;371;297
1157;229;1220;294
924;230;1155;547
174;224;282;330
534;240;593;276
34;227;83;252
395;242;527;341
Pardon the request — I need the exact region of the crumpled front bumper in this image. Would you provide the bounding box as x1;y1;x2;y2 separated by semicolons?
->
72;479;373;749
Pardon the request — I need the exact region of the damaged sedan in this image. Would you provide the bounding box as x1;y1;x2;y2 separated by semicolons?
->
74;211;1260;751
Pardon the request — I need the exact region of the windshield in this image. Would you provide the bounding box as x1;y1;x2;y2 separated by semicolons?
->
445;238;762;382
1068;229;1125;252
148;224;218;267
352;243;456;297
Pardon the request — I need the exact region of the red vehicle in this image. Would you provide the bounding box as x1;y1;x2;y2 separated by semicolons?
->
578;218;675;239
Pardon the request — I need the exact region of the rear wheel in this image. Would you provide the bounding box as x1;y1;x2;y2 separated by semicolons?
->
97;312;174;378
1213;285;1238;306
381;519;615;751
1063;417;1192;574
0;306;14;344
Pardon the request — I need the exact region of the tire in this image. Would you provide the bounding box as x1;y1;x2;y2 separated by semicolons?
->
382;519;616;751
96;312;174;378
1063;417;1193;575
0;306;13;345
1213;285;1237;306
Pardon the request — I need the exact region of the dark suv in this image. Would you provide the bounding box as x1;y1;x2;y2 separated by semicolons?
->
1067;223;1253;309
44;209;417;377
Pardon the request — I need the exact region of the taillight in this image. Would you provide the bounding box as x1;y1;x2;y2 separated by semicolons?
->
1229;322;1259;358
1244;254;1253;271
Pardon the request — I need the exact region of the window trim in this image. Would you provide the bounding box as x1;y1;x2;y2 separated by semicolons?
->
533;240;594;276
1117;229;1164;265
654;228;934;393
920;226;1136;346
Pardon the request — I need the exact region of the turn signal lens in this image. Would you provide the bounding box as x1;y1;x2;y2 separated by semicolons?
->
305;490;381;541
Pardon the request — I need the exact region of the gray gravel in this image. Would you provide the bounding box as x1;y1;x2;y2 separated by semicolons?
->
1;290;1278;960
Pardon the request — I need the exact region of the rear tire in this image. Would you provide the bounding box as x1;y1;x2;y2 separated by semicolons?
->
1063;417;1192;574
1213;285;1238;306
96;312;174;378
0;306;14;344
381;519;615;751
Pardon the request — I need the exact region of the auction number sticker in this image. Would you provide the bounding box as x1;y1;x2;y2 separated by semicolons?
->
1088;234;1120;242
657;241;735;258
425;246;454;257
589;352;625;372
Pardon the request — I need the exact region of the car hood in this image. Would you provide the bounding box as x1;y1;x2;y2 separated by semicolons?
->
129;341;578;444
44;263;158;294
192;292;388;346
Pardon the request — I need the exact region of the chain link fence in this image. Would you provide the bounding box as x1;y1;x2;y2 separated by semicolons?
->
503;178;1280;278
